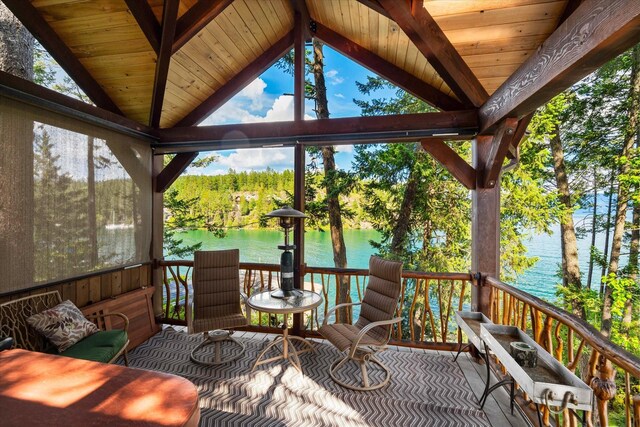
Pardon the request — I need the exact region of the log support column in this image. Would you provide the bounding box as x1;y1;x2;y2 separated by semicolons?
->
471;136;500;317
151;154;164;317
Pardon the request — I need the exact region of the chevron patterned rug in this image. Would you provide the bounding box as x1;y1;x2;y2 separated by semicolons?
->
123;328;490;427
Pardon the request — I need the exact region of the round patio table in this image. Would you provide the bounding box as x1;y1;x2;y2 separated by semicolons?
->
246;290;322;372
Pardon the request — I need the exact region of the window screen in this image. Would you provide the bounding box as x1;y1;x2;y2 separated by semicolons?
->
0;95;152;295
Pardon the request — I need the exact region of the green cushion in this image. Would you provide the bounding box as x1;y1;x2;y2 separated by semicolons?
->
59;330;127;363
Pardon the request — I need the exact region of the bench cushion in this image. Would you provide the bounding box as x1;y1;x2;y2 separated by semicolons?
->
60;329;127;363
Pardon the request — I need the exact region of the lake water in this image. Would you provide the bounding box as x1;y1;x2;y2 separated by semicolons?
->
172;224;610;302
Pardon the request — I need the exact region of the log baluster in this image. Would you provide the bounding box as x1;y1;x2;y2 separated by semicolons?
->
633;394;639;427
589;354;617;427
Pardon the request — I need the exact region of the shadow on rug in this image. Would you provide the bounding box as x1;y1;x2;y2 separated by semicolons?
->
123;328;490;427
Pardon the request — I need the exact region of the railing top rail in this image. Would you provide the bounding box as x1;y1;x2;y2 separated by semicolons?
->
159;260;472;281
486;275;640;378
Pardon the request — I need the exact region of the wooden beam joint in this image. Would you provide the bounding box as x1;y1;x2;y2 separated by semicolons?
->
483;118;519;188
421;139;476;189
155;152;198;193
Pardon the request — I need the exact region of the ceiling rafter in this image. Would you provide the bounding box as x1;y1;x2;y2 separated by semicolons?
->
172;0;234;54
479;0;640;133
150;0;180;128
175;31;294;127
124;0;161;54
155;152;199;193
421;139;476;190
313;23;464;111
378;0;488;108
483;118;518;188
1;0;122;115
355;0;390;19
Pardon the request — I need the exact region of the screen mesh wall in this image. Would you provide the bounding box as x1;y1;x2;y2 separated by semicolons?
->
0;95;152;295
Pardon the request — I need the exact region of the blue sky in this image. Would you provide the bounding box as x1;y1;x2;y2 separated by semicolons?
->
188;46;398;176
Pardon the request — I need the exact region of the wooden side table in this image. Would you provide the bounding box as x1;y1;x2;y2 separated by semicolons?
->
246;290;322;372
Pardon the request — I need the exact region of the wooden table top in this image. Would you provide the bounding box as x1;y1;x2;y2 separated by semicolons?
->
0;349;200;427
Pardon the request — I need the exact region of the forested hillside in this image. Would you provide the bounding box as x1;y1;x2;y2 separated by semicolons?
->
169;168;368;230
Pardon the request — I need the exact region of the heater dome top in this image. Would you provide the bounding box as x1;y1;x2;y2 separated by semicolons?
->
265;206;307;219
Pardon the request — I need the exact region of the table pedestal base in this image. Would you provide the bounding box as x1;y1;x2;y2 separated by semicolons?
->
252;328;314;372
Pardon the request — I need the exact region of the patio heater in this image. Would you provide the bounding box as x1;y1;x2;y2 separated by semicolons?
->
265;206;307;299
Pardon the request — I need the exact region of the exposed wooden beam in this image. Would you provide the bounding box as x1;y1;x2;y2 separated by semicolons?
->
175;32;294;127
483;118;518;188
313;23;464;111
150;0;180;128
156;110;478;152
480;0;640;133
155;152;199;193
421;139;476;189
2;0;123;115
558;0;584;25
294;13;306;121
172;0;234;54
506;113;534;160
291;0;312;41
125;0;161;54
378;0;488;108
355;0;390;19
0;70;153;139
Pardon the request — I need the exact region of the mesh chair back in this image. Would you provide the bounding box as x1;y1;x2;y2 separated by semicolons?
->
192;250;242;330
355;256;403;342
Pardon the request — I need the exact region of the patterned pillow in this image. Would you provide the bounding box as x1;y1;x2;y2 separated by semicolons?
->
27;300;99;352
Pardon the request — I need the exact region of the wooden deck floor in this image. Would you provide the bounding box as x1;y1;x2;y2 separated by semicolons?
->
167;327;527;426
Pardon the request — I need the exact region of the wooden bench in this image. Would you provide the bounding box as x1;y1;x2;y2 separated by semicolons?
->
0;291;130;364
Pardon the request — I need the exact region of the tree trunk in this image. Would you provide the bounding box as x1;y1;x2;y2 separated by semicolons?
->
587;171;598;290
87;137;98;267
623;202;639;327
312;40;350;322
390;164;418;258
0;3;35;292
602;44;640;338
600;173;615;296
549;128;584;317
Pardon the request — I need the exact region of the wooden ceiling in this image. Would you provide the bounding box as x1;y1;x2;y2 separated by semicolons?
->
22;0;569;128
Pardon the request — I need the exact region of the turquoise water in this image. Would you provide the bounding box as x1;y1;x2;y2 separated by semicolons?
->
173;221;621;303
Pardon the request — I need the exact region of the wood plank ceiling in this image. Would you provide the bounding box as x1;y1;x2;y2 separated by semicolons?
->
28;0;568;128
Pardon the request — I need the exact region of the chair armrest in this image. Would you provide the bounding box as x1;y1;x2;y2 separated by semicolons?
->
0;336;13;351
352;316;402;349
85;312;130;332
323;302;362;326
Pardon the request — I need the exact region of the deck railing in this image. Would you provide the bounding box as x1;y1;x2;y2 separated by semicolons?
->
159;260;471;347
486;276;640;427
158;260;640;426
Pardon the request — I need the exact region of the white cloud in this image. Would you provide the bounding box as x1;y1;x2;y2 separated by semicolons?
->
325;69;344;85
238;78;267;110
216;147;293;171
334;93;345;98
336;144;354;153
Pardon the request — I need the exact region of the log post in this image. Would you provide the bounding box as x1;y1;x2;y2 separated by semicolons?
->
471;136;500;316
590;354;617;427
151;155;165;317
632;394;640;427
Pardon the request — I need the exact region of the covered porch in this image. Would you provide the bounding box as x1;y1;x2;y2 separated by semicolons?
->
1;0;640;426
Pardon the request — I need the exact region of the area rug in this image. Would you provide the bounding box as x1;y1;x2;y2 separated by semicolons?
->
123;328;490;427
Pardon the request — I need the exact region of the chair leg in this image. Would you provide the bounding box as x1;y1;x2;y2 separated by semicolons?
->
190;331;246;366
123;349;129;367
329;352;392;391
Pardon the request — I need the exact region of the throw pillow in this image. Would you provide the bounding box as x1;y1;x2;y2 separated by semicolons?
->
27;300;99;352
